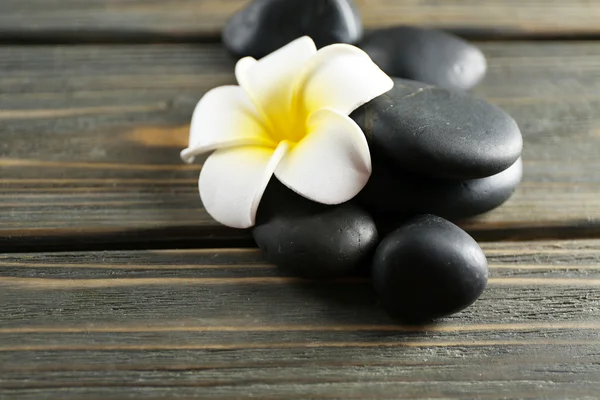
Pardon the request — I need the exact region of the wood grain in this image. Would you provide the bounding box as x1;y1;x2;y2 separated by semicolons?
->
3;42;600;249
2;0;600;42
3;3;600;398
1;241;600;398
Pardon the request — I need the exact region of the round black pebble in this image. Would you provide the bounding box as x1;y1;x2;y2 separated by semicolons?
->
223;0;363;59
351;78;523;180
360;26;487;91
359;158;523;221
253;178;378;279
372;215;488;321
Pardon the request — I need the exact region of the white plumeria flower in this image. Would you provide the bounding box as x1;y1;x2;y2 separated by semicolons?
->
181;36;393;229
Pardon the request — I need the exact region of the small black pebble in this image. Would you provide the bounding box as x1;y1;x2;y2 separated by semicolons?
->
372;214;488;321
359;158;523;221
223;0;363;58
360;26;487;91
351;78;523;180
253;178;378;279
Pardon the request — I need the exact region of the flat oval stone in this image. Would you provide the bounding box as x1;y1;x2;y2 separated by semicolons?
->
253;179;378;279
351;78;523;180
223;0;363;58
359;158;523;221
372;215;488;321
360;27;487;91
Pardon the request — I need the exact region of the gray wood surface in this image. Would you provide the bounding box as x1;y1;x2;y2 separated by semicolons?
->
1;241;600;398
2;0;600;41
3;42;600;250
3;1;600;397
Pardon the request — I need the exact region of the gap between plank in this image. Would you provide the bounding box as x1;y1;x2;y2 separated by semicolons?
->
2;339;600;352
3;30;600;46
4;221;600;253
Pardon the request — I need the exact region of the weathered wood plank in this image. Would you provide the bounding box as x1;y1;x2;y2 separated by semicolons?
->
3;42;600;249
0;44;241;250
3;242;600;328
1;241;600;398
1;359;599;400
2;0;600;41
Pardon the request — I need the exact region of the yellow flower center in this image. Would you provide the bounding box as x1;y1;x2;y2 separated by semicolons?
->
260;95;308;145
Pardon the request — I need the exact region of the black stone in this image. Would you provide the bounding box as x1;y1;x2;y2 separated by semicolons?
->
372;215;488;321
360;27;487;91
253;178;378;279
351;78;523;180
360;158;523;221
223;0;363;59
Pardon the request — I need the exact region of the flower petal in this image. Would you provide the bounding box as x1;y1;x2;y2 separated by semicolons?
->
235;56;257;83
199;142;289;229
295;44;394;117
275;109;371;205
181;85;274;163
236;36;317;134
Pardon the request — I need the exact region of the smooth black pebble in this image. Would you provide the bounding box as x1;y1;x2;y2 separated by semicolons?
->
351;78;523;180
360;158;523;221
253;179;378;279
360;26;487;91
372;215;488;321
223;0;363;58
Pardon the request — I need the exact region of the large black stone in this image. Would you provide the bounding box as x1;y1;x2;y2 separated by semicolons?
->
359;158;523;221
253;179;378;279
360;27;487;91
372;214;488;321
351;78;523;180
223;0;363;58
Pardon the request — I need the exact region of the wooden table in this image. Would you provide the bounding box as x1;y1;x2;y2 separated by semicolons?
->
2;1;600;398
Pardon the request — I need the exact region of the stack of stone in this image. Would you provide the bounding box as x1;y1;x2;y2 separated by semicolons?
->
223;0;523;321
